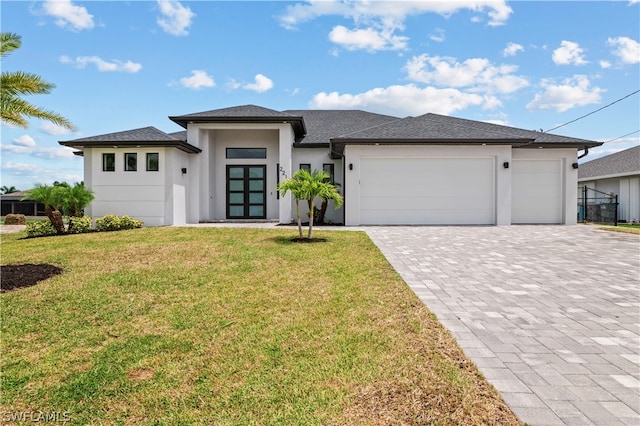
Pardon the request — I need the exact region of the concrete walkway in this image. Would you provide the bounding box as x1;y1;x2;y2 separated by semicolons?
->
365;225;639;426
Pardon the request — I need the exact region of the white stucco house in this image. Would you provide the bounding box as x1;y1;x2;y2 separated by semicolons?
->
59;105;602;227
578;145;640;223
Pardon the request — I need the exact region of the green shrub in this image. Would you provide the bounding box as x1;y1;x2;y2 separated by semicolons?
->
96;215;143;232
68;215;92;234
4;214;26;225
119;215;143;230
26;220;57;237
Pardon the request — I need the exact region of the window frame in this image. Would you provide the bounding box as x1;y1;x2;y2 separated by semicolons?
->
146;152;159;172
299;163;311;172
322;163;335;184
124;153;137;172
102;153;115;172
225;148;267;159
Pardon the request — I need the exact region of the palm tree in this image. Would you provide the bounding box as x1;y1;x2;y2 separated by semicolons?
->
61;182;94;218
1;185;18;194
23;184;66;234
277;170;308;239
303;170;343;239
277;169;343;240
1;33;75;130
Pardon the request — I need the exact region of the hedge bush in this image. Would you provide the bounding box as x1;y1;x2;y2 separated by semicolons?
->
26;220;57;238
68;215;92;234
4;214;26;225
95;215;143;232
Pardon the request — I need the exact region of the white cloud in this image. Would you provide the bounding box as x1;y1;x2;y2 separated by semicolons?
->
526;75;605;112
42;0;94;31
40;122;73;136
405;54;529;94
60;55;142;73
552;40;588;65
1;161;82;187
243;74;274;93
503;42;524;57
279;1;511;52
429;28;445;43
607;36;640;64
310;84;491;117
329;25;407;51
179;70;215;89
13;135;36;147
1;144;77;159
157;0;196;36
280;1;512;29
599;60;612;69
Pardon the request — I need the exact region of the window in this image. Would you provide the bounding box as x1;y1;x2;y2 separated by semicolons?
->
102;153;115;172
299;163;311;172
323;163;335;184
125;153;137;171
226;148;267;159
146;153;159;171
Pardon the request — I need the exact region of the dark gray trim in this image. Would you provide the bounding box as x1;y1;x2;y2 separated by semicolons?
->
60;140;202;154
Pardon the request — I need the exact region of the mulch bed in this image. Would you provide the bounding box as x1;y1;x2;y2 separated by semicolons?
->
1;264;63;293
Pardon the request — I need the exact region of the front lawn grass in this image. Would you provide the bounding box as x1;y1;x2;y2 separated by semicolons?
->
1;227;520;425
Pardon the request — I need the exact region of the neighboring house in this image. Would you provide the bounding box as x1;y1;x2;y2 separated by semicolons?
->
0;191;45;216
59;105;602;227
578;145;640;223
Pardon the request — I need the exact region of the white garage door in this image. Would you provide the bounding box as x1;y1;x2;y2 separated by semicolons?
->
359;157;495;225
512;159;562;224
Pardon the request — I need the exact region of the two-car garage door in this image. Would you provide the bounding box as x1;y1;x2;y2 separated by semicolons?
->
359;157;495;225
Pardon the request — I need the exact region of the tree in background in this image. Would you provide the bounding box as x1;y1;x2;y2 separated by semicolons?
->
0;32;75;130
1;186;18;194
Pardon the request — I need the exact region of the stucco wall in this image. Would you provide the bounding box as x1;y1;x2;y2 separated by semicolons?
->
86;147;169;226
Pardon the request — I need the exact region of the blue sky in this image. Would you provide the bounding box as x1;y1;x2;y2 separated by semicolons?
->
1;0;639;191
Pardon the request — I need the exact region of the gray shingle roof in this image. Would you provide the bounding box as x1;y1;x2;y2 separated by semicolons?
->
336;113;599;145
62;127;179;143
169;105;307;138
59;127;201;153
578;145;640;180
283;110;398;145
329;113;601;155
172;104;296;119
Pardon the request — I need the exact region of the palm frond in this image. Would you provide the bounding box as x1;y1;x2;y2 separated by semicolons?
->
1;71;55;96
0;33;21;57
1;95;76;130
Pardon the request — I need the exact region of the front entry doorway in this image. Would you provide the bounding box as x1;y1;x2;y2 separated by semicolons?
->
226;165;266;219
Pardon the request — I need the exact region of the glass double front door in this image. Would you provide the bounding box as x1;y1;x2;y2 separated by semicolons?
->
226;165;266;219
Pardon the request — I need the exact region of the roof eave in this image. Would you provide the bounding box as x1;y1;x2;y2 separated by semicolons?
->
59;140;202;154
329;138;534;156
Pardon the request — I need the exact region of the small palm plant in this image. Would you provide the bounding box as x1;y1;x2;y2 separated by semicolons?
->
24;184;65;234
277;170;308;239
24;182;94;234
277;169;343;240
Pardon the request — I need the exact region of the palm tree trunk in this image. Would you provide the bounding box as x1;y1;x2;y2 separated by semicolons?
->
295;200;303;239
44;205;65;234
308;198;315;239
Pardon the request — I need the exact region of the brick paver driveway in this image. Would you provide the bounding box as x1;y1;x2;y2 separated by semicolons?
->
366;225;639;426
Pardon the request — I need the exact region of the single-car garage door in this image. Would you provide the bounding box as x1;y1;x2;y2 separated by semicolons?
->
512;159;562;224
359;157;495;225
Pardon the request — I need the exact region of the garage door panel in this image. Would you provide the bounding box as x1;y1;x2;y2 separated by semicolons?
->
359;157;495;225
360;208;495;225
512;159;562;224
